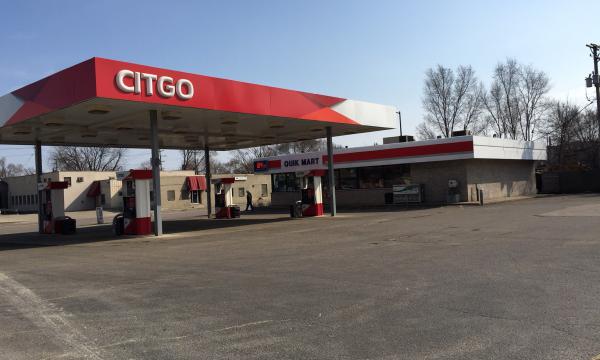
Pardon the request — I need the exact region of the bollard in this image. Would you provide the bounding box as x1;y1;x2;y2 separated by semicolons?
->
96;207;104;224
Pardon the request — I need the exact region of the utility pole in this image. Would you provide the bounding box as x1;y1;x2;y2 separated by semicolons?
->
397;110;403;137
586;43;600;136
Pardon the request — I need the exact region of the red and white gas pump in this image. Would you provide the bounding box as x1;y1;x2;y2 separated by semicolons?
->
212;177;241;219
40;181;76;234
299;170;325;217
119;170;152;235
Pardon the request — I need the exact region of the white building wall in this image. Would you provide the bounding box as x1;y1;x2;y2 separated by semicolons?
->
3;175;40;212
2;171;117;212
54;171;116;212
472;136;547;160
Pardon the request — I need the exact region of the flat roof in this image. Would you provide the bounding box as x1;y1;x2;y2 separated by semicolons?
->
253;136;548;173
0;57;397;150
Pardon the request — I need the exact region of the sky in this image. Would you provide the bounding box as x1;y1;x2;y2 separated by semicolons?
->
0;0;597;170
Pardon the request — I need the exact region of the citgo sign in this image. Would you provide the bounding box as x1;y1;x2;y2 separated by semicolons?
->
115;69;194;100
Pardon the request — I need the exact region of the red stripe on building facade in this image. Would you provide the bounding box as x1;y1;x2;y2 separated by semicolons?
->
322;141;474;164
267;160;282;169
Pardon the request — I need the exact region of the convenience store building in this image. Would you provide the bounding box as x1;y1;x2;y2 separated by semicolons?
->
254;136;547;207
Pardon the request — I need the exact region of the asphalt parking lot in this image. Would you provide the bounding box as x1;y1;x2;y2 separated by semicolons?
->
1;194;600;359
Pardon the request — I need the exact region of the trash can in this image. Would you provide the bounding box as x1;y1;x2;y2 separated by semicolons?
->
54;216;76;235
230;205;241;218
384;192;393;204
290;201;303;218
112;214;124;236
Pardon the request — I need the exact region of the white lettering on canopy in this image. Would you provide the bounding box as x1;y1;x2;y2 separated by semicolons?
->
116;69;194;100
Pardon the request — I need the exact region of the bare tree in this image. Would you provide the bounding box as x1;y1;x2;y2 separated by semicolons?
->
226;146;279;173
139;149;166;171
421;65;482;138
518;65;550;140
180;149;223;174
180;149;202;172
50;146;126;171
574;109;600;144
0;157;34;177
415;122;437;140
484;59;550;140
461;81;486;132
541;100;600;168
545;101;581;166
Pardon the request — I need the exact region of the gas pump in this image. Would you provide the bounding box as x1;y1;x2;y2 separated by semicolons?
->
40;181;76;234
212;178;240;219
299;170;325;217
118;170;152;235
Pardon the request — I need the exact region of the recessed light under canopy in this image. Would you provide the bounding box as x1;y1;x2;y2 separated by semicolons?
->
43;117;64;127
87;104;111;115
13;126;32;135
161;110;182;120
81;129;98;138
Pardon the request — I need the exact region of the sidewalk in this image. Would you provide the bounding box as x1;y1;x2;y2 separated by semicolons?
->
0;209;120;224
447;194;545;206
0;208;209;225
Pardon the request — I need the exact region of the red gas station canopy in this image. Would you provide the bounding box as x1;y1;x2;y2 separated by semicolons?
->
0;57;397;150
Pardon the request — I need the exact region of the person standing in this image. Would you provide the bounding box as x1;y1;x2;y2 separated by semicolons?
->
245;190;254;211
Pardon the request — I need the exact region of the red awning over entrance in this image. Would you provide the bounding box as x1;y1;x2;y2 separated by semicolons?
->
86;181;101;197
186;176;206;191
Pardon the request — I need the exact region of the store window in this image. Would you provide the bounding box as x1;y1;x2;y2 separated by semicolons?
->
383;164;411;187
339;168;358;189
238;187;245;197
272;173;300;192
64;177;72;186
167;190;176;201
358;166;385;189
261;184;268;196
321;164;411;191
190;190;201;204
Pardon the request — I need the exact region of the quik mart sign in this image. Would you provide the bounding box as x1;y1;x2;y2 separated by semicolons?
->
256;153;326;173
283;156;321;169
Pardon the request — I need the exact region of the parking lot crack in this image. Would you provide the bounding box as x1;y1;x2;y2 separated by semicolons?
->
0;272;107;360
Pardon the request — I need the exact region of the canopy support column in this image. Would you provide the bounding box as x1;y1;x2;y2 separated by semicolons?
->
204;145;212;219
35;141;43;233
326;126;337;217
150;110;162;236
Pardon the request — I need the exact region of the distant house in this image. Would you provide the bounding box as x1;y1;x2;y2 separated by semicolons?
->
1;171;271;213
